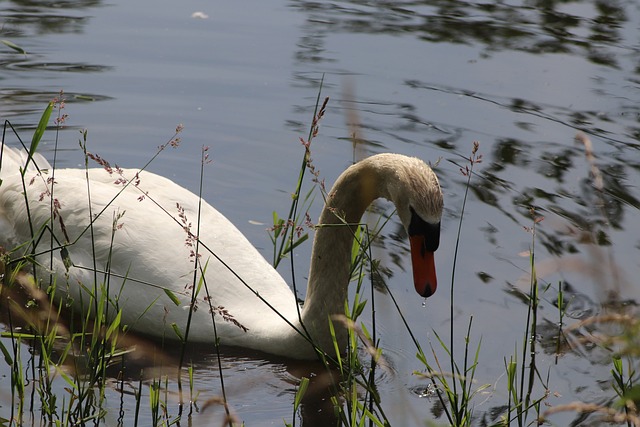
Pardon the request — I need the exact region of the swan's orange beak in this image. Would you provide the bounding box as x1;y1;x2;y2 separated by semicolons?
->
410;234;437;298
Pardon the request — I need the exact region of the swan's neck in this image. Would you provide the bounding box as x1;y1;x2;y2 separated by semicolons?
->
301;159;388;354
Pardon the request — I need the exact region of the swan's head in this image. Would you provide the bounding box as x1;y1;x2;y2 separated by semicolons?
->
381;154;443;298
319;153;443;299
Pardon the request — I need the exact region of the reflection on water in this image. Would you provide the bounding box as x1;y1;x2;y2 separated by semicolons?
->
1;1;110;127
2;3;95;36
1;0;640;425
292;0;634;64
0;90;112;132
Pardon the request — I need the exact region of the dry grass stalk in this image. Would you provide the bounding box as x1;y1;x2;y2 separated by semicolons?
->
541;400;640;425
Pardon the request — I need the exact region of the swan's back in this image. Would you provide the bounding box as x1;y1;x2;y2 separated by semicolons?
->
0;145;50;176
0;145;300;351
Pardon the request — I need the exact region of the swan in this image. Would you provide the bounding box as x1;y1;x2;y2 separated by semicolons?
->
0;146;442;359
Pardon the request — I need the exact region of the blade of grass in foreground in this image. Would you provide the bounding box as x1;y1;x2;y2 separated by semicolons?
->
1;39;27;54
22;101;53;176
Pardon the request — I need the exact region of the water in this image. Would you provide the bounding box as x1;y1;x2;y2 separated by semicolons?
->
1;0;640;425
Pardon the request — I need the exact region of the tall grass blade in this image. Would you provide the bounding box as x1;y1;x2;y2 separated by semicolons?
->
0;341;13;365
171;323;184;342
1;39;27;54
294;377;309;410
24;101;53;174
163;288;181;306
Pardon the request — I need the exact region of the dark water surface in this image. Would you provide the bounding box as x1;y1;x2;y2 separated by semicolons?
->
1;0;640;425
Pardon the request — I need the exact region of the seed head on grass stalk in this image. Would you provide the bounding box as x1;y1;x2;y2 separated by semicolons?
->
411;141;488;427
267;82;329;351
269;93;329;271
449;141;483;425
415;141;485;427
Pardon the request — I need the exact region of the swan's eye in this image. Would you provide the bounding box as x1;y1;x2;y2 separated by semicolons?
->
408;207;440;252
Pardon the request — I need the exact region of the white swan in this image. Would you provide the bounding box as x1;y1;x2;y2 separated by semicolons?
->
0;146;442;359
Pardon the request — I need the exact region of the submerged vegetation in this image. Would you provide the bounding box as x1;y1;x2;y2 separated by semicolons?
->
0;87;638;427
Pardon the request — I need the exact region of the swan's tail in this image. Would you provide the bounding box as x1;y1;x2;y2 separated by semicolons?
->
0;142;51;180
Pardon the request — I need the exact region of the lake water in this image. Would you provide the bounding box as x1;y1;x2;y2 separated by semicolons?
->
1;0;640;425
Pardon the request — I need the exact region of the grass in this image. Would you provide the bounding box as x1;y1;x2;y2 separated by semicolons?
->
0;88;638;427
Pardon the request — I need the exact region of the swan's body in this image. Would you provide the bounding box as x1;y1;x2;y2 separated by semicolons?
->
0;146;442;359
